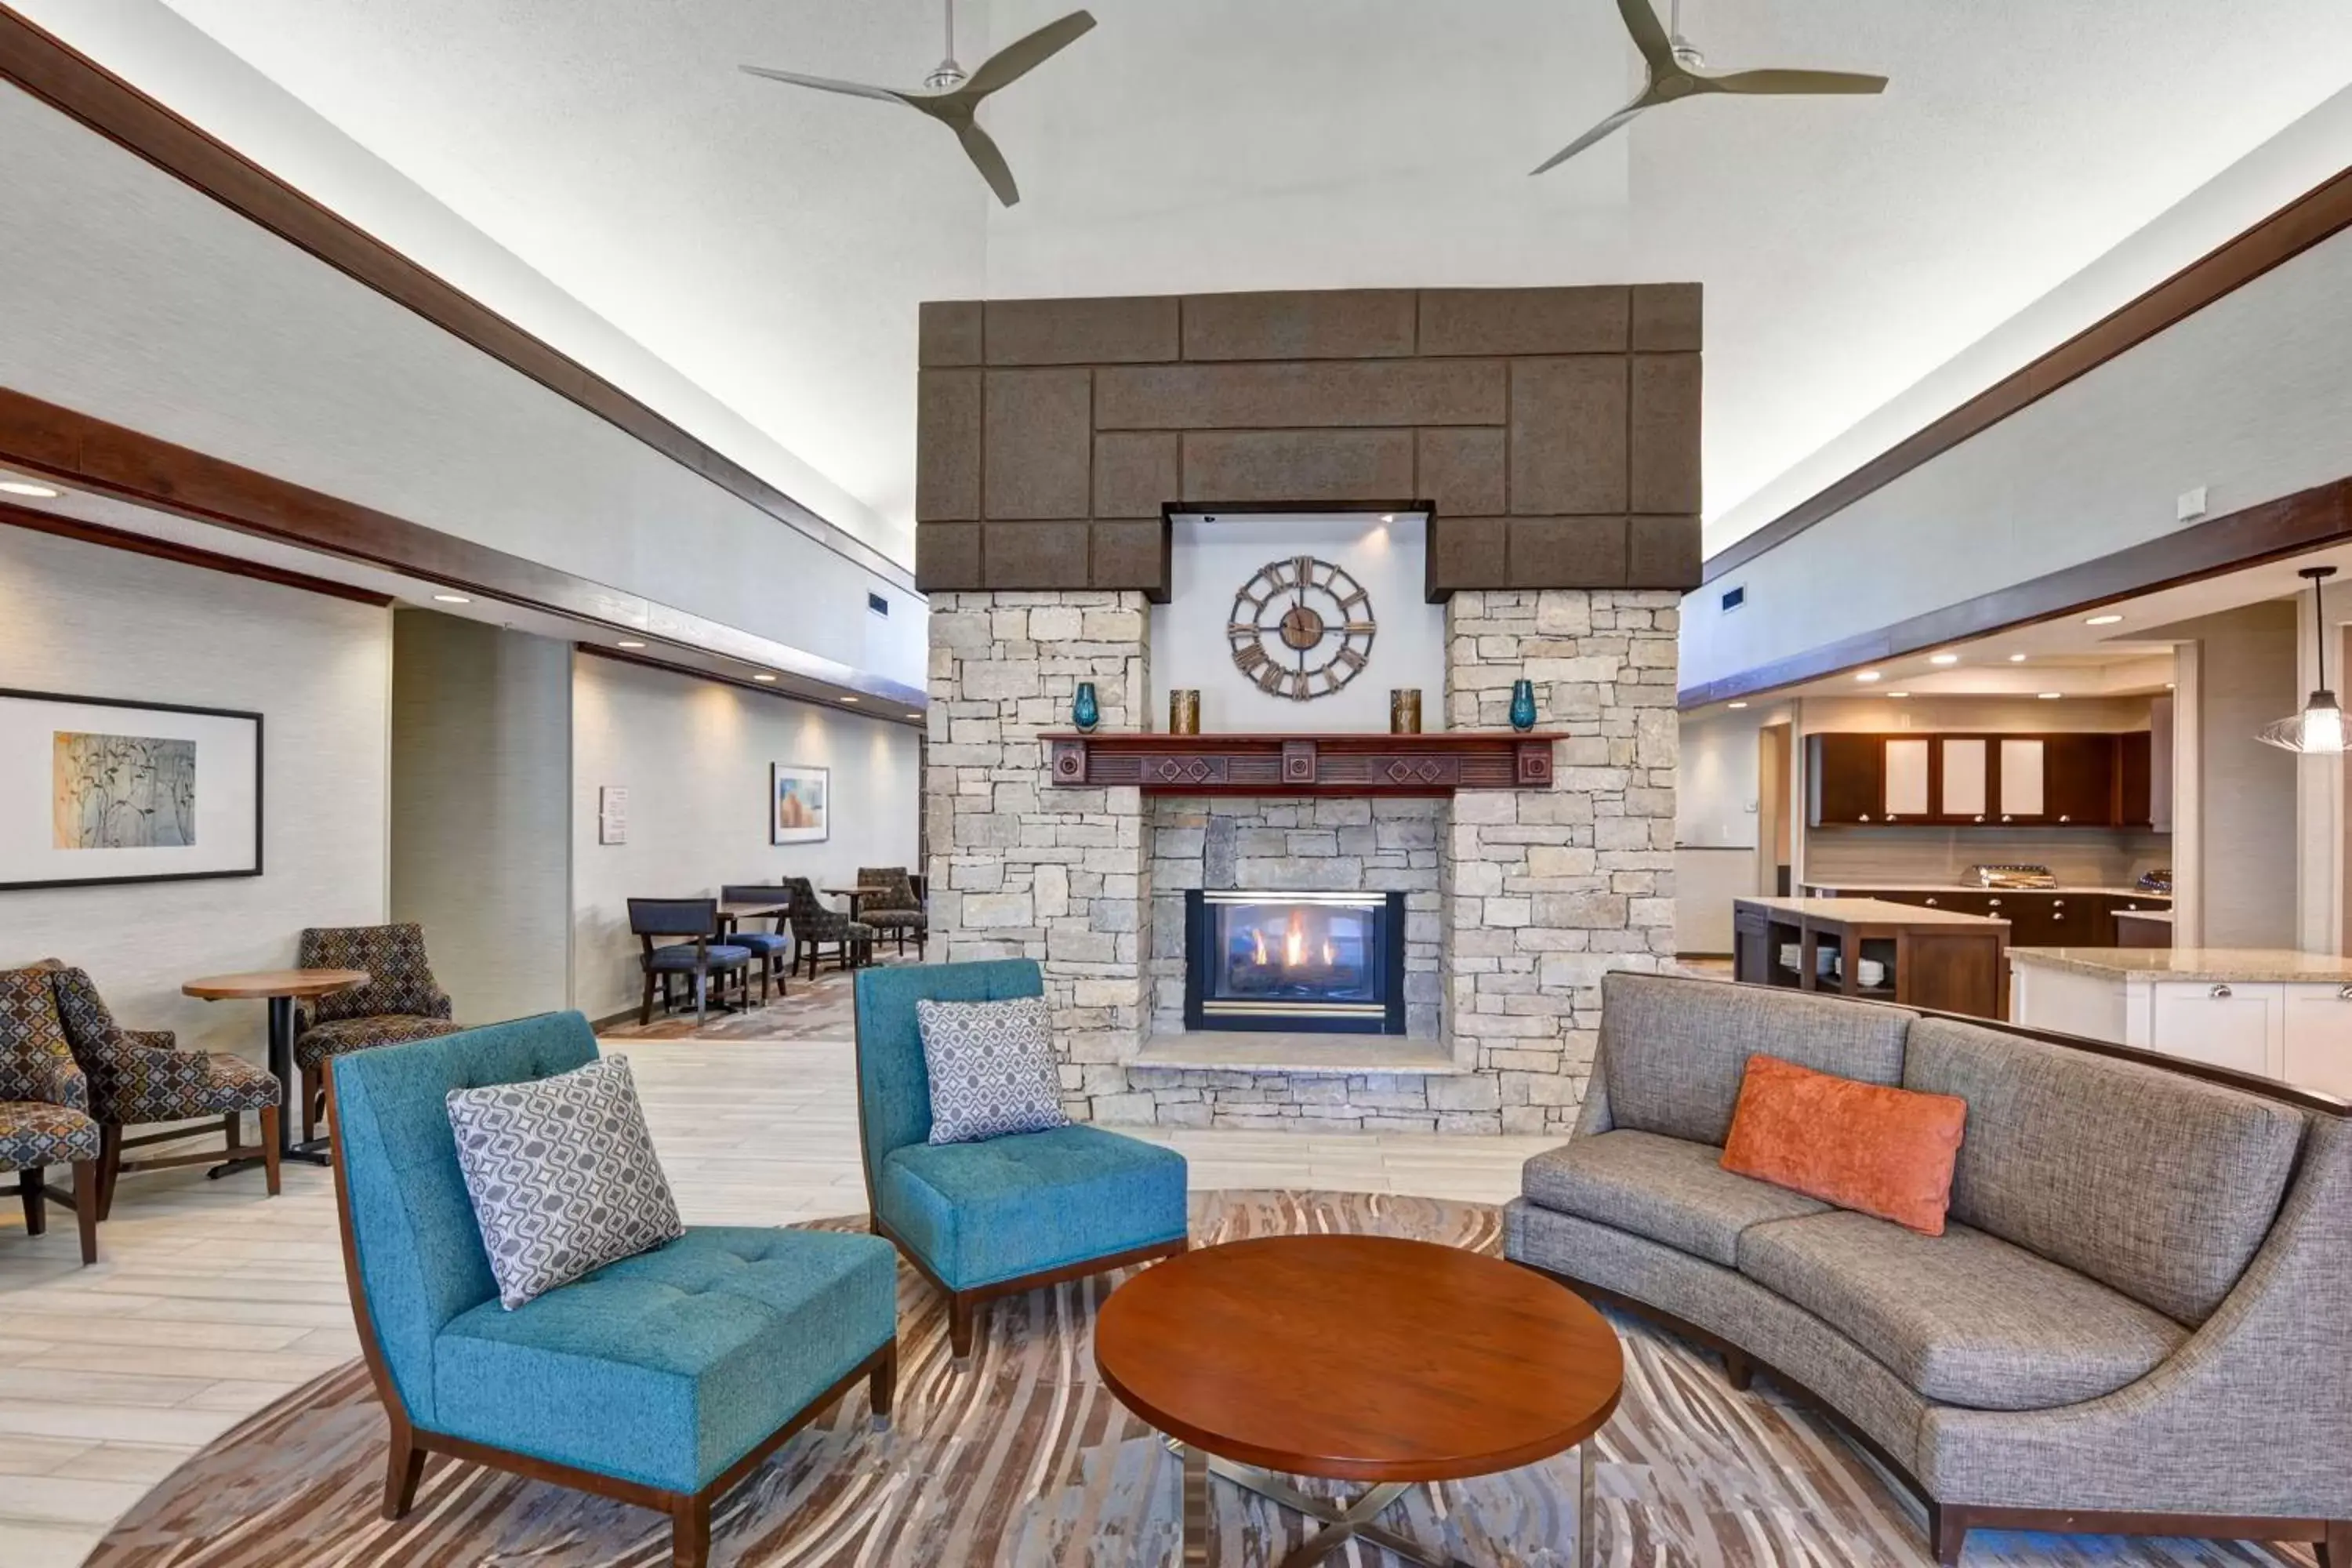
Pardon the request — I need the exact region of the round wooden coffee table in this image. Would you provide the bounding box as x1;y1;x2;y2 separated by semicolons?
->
1094;1233;1621;1567
183;968;368;1172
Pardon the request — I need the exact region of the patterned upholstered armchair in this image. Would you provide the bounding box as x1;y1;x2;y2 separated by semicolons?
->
292;924;459;1142
44;964;282;1217
0;967;101;1265
784;877;875;980
855;866;927;957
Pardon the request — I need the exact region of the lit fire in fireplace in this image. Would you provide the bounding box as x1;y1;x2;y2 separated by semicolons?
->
1247;909;1335;971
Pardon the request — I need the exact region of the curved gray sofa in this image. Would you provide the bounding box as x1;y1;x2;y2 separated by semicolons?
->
1504;972;2351;1566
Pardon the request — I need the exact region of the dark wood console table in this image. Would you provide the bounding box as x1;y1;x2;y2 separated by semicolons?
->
1733;897;2011;1021
1042;731;1563;796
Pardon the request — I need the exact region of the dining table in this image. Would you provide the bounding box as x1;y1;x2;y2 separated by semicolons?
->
182;967;368;1174
822;884;884;920
715;899;791;937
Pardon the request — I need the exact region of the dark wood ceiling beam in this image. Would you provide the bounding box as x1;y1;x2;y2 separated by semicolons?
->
0;499;392;605
0;386;927;710
1704;162;2352;586
0;3;914;594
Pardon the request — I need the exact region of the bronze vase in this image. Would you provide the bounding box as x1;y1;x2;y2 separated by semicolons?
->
1169;689;1201;735
1390;688;1422;735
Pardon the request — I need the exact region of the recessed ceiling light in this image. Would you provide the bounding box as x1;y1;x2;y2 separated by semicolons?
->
2165;681;2176;690
840;695;859;703
906;711;923;720
1929;653;1960;666
753;673;776;683
1379;513;1396;523
1855;670;1882;683
0;480;62;499
616;639;646;649
2038;691;2063;700
2009;653;2028;663
1726;701;1749;710
1888;691;1911;699
431;593;470;604
2085;613;2124;626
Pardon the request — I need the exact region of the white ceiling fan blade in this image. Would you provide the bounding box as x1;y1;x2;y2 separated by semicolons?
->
1614;0;1679;74
962;9;1095;99
1704;67;1888;96
953;120;1022;206
739;64;912;105
1530;96;1652;176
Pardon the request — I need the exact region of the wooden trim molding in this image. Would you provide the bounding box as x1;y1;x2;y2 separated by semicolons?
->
0;499;391;605
1679;474;2352;708
0;4;913;596
1705;162;2352;586
0;386;927;709
1043;730;1563;795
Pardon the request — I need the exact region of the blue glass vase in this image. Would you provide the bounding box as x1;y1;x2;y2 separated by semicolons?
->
1073;681;1100;733
1509;678;1538;732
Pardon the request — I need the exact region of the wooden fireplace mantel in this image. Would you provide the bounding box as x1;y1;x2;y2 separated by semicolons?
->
1040;731;1563;796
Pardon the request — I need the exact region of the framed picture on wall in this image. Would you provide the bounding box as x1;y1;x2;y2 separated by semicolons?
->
0;687;263;891
771;763;829;845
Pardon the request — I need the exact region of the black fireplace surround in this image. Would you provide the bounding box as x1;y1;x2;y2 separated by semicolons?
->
1183;890;1407;1035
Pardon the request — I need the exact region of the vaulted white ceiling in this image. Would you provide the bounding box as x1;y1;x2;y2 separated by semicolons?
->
44;1;2352;560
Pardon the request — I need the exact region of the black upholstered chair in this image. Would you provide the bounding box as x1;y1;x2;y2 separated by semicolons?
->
718;884;796;1002
855;866;927;957
630;898;753;1026
783;877;874;980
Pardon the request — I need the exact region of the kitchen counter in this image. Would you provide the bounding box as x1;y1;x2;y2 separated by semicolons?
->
1803;880;2166;898
2009;947;2352;983
1741;896;2013;926
1734;898;2011;1020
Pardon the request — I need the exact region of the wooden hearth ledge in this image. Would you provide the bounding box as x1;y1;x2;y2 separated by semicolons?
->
1042;731;1563;797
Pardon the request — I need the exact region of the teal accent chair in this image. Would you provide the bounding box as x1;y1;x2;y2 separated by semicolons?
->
852;960;1189;1356
328;1012;898;1568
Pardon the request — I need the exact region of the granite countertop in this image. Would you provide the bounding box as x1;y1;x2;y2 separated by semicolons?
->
2008;947;2352;982
1737;897;2009;927
1802;880;2170;898
2111;908;2174;923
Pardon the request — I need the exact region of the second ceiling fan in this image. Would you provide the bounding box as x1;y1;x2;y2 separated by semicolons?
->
1534;0;1888;174
742;1;1094;207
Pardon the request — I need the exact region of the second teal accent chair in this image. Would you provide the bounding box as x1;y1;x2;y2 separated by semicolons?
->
328;1011;898;1568
853;959;1189;1356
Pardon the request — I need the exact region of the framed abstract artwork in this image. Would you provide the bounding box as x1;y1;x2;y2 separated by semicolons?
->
0;687;263;891
771;763;829;845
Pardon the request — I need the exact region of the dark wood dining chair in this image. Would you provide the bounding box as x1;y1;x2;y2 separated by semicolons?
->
629;898;753;1026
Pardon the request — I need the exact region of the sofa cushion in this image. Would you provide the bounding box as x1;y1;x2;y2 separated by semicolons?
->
1903;1017;2304;1326
1598;973;1915;1145
1722;1054;1967;1235
1738;1210;2187;1410
878;1123;1188;1290
1523;1129;1828;1266
434;1225;896;1493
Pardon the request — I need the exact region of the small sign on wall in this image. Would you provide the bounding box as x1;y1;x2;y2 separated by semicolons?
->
597;786;628;845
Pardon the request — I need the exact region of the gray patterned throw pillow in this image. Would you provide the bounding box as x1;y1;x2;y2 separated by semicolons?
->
917;996;1069;1145
446;1055;684;1310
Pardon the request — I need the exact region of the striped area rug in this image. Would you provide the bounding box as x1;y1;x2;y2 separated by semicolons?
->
84;1191;2311;1567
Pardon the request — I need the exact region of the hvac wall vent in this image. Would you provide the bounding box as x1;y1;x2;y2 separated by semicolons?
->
1719;585;1745;613
868;592;890;616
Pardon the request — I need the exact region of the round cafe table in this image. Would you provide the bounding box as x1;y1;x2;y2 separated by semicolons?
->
183;969;368;1174
1095;1233;1622;1567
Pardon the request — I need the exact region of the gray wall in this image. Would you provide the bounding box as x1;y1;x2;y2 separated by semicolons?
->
2187;601;2299;947
389;610;572;1024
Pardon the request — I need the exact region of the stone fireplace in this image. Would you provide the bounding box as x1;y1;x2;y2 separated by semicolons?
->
1184;890;1407;1035
914;286;1699;1133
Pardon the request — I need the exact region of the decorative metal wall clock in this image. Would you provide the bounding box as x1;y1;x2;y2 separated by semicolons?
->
1228;556;1377;702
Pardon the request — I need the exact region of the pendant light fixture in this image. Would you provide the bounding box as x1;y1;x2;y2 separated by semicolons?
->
2256;565;2344;754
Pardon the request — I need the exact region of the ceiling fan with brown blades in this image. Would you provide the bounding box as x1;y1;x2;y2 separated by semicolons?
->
742;1;1094;207
1533;0;1887;174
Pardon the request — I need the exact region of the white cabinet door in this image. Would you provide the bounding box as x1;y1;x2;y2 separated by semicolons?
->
2149;982;2280;1078
1998;739;2045;820
1883;739;1929;819
2281;985;2352;1098
1940;738;1987;819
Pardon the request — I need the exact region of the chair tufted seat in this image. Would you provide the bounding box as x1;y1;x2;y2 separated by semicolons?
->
644;943;753;971
433;1225;898;1494
862;909;926;930
0;1101;100;1167
295;1014;462;1071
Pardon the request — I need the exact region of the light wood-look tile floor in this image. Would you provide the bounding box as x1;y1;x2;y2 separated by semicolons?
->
0;1000;1559;1566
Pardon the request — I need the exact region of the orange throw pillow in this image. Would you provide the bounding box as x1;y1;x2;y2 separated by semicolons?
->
1721;1054;1967;1236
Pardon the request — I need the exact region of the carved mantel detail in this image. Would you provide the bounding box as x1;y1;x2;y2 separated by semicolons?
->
1042;732;1559;797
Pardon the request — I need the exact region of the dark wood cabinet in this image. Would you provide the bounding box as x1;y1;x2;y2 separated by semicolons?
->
1846;887;2171;946
1806;730;2153;829
1734;898;2009;1021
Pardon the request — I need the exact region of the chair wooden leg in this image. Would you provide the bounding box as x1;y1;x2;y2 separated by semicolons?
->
19;1167;45;1236
869;1339;897;1427
671;1492;712;1568
71;1160;100;1265
949;1294;976;1359
301;1065;321;1143
260;1105;283;1197
1722;1347;1753;1392
382;1421;426;1519
96;1123;124;1221
223;1111;241;1155
2318;1521;2351;1568
640;967;658;1026
1928;1502;1968;1566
